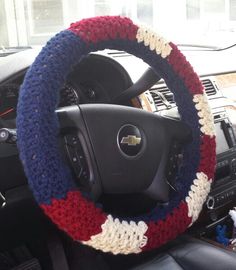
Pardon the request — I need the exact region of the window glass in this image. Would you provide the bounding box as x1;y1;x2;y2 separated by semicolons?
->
137;0;153;26
204;0;225;14
95;0;111;16
30;0;63;34
0;1;8;46
186;0;200;20
230;0;236;20
1;0;236;47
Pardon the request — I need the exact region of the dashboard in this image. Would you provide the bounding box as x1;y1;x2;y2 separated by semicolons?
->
0;46;236;223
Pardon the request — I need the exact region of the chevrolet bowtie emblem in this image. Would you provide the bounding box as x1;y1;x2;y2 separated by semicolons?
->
121;135;141;146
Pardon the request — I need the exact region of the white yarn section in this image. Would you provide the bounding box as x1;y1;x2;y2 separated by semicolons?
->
229;209;236;227
193;94;215;137
136;26;172;58
82;215;148;255
186;172;212;224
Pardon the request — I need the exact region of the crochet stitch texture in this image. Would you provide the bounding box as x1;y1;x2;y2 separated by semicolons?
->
17;16;216;254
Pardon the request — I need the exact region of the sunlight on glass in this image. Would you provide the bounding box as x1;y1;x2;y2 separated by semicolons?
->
0;0;235;48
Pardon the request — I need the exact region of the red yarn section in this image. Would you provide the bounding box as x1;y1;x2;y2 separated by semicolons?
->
142;202;191;251
68;16;138;43
168;43;203;95
41;191;107;241
198;135;216;180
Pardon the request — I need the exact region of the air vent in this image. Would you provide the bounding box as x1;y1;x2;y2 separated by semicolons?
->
149;84;174;109
149;78;217;110
201;79;217;96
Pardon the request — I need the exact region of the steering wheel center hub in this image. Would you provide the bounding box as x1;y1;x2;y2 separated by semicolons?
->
117;124;144;157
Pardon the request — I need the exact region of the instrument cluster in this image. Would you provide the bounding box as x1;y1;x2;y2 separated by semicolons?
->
0;82;80;129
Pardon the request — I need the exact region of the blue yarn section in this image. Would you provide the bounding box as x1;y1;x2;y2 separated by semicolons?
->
17;30;200;223
17;30;89;204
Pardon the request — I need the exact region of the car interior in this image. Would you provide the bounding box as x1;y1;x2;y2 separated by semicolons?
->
0;1;236;270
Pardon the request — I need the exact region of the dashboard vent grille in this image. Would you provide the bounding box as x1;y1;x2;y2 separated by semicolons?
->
150;85;174;108
149;78;217;110
201;79;217;96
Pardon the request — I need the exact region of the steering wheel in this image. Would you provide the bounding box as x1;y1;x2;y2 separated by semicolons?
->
16;16;216;255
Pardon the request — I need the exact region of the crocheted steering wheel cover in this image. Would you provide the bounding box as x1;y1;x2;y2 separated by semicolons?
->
17;16;216;255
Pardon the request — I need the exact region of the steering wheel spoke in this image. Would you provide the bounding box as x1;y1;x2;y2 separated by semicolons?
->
57;105;102;199
163;116;192;143
143;116;192;200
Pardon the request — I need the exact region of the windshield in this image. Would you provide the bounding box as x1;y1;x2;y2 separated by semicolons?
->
0;0;236;49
